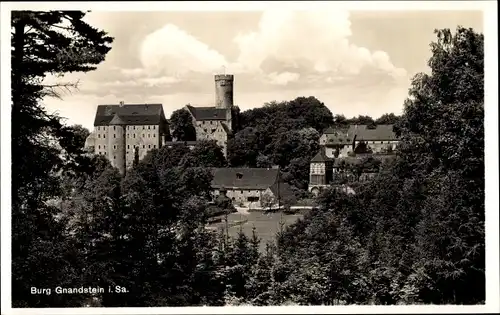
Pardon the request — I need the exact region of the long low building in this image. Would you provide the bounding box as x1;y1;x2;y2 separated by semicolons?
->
210;167;296;208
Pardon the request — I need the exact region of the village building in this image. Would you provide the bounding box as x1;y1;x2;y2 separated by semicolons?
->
309;124;400;194
210;167;296;209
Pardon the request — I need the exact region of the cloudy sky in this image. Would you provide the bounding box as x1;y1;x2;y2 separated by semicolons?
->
41;9;483;129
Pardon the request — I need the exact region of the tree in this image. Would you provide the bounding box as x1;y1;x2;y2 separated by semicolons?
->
375;113;400;125
11;10;113;307
250;26;485;306
394;26;484;304
182;139;227;167
170;108;197;141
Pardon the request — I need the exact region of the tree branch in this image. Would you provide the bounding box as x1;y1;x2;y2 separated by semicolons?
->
41;79;80;99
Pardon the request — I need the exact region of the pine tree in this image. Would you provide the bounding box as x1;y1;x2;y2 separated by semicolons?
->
11;10;113;307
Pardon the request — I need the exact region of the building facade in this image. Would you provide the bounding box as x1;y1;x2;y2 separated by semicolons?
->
84;103;169;175
308;124;400;194
184;74;235;156
210;167;295;208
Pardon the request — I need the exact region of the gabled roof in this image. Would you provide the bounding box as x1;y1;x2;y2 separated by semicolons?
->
94;104;164;126
311;147;332;163
109;113;126;125
186;105;228;121
349;124;397;141
323;126;337;134
211;168;279;190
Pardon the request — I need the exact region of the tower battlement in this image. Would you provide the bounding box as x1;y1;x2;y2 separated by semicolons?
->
214;74;234;81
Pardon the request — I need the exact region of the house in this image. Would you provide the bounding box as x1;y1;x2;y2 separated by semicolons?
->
349;124;398;154
210;167;296;208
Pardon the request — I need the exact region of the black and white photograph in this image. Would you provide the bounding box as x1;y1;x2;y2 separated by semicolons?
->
1;1;498;313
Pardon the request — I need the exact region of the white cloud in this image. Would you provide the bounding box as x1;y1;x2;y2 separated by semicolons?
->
233;10;407;79
267;72;300;85
120;68;146;78
139;24;229;76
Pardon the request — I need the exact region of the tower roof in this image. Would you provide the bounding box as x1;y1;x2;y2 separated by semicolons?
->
311;147;332;163
109;113;126;125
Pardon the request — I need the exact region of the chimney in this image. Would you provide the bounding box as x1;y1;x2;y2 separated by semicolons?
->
119;101;124;107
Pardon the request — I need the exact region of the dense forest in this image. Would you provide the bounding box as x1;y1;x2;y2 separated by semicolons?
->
11;10;484;307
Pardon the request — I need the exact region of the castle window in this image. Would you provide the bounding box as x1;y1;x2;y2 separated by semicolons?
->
153;134;156;138
113;145;116;149
142;134;145;138
114;134;116;138
148;145;151;149
104;145;106;149
98;134;101;138
153;125;156;129
98;145;101;149
143;126;145;130
133;134;136;138
143;145;145;149
127;145;130;149
148;134;150;138
103;134;106;138
133;126;136;130
153;145;156;149
114;126;116;131
148;126;150;129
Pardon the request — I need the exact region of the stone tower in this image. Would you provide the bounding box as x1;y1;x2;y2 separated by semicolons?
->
108;113;127;175
215;74;234;128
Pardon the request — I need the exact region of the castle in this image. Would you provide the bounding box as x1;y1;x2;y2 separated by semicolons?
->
84;74;235;174
308;124;400;195
165;74;235;156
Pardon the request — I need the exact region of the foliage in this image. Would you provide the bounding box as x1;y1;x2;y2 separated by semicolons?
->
11;10;113;307
254;26;485;305
182;139;227;167
169;108;197;141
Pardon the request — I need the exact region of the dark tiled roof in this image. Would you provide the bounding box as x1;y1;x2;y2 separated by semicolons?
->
94;104;164;126
325;134;353;145
186;105;228;121
323;126;336;134
109;113;126;125
211;168;279;190
348;124;397;141
311;147;332;162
